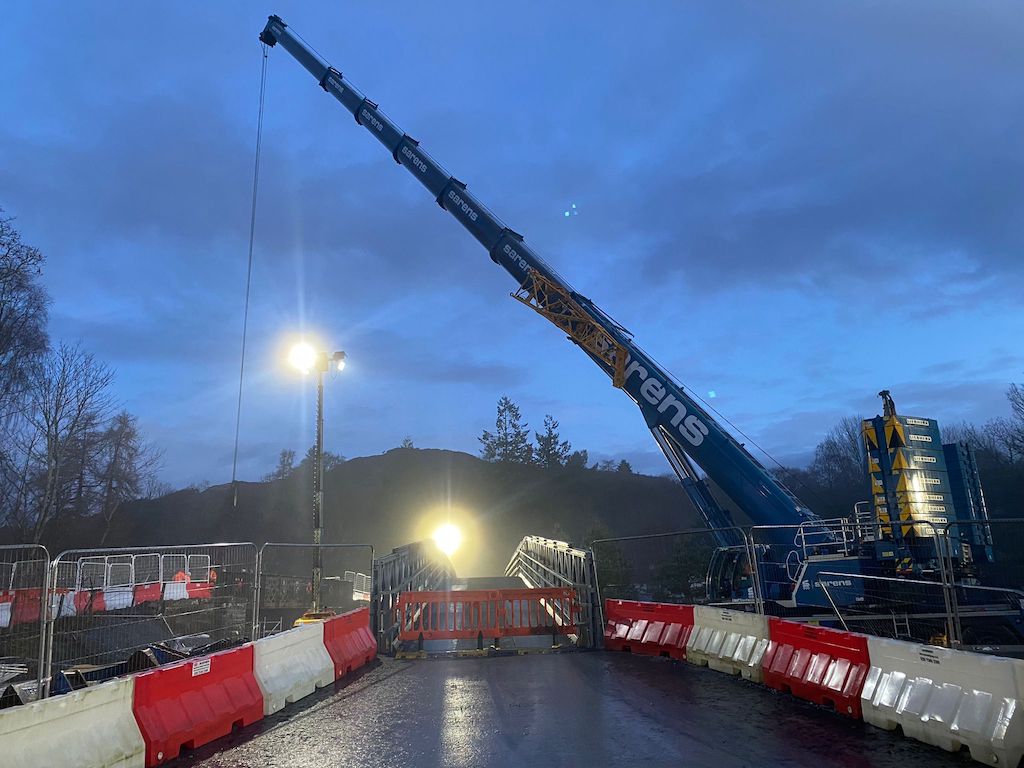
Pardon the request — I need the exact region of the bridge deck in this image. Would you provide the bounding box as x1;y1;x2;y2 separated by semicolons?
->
180;653;962;768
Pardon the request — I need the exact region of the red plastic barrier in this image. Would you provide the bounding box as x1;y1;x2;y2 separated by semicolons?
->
397;588;577;641
185;580;214;600
134;582;163;605
10;587;42;626
603;600;694;659
762;618;870;719
74;589;105;614
132;644;263;765
323;607;377;678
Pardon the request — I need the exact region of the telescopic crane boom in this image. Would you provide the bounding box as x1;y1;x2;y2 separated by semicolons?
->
259;16;822;548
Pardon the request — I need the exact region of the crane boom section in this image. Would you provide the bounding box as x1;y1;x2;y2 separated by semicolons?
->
260;16;820;531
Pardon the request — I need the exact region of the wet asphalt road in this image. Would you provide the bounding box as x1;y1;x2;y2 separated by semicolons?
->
177;653;971;768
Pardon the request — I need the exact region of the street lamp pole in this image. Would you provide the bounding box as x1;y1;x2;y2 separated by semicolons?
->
287;341;345;615
312;361;325;612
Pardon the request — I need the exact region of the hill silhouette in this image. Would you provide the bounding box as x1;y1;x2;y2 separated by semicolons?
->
88;448;703;576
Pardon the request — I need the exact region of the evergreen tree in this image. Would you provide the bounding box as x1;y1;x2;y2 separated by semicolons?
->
616;459;633;474
264;449;295;481
565;449;589;471
299;445;344;472
534;414;571;469
479;395;533;464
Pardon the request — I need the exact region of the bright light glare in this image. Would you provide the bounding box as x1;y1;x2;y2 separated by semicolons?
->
432;523;463;557
335;358;346;372
288;342;318;374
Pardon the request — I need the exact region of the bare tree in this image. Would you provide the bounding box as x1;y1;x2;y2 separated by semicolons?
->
0;211;50;533
986;417;1023;465
943;420;992;450
24;343;114;542
809;416;864;486
95;411;162;544
1009;383;1024;424
945;417;1021;466
0;211;49;423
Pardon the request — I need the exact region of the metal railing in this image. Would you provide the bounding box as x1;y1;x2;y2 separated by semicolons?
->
589;527;759;646
818;571;957;645
372;540;454;653
942;519;1024;651
505;536;599;647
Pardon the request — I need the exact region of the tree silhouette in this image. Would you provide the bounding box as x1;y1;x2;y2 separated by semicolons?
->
479;395;533;464
534;415;571;468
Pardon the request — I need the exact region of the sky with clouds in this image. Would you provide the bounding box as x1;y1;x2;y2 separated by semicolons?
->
2;1;1021;487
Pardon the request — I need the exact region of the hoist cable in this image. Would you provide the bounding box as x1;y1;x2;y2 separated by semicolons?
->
231;43;269;504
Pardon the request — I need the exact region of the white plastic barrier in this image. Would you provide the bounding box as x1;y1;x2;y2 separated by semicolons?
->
0;676;144;768
861;636;1024;767
686;606;769;682
253;620;335;714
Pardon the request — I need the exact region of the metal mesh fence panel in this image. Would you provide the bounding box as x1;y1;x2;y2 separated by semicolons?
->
0;544;48;699
45;543;256;686
255;543;373;639
590;529;749;608
944;519;1024;651
818;572;955;645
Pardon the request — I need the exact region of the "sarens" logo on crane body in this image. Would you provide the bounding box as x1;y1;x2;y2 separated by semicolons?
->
624;356;708;447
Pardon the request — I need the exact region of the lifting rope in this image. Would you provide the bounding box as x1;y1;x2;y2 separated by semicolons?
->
231;43;269;506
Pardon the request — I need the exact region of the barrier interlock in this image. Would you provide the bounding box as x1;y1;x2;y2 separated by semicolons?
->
132;644;264;765
323;607;378;678
762;618;869;718
603;600;694;659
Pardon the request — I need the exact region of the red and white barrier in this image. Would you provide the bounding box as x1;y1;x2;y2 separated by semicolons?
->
603;598;1024;767
762;618;869;718
132;644;263;766
1;578;214;628
0;588;44;628
0;591;12;629
133;583;163;606
0;676;145;768
162;581;189;602
603;600;694;660
686;606;769;682
323;607;377;678
0;593;379;765
253;620;335;714
861;636;1024;767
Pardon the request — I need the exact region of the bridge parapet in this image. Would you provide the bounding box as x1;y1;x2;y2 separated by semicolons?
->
505;536;600;648
372;540;454;652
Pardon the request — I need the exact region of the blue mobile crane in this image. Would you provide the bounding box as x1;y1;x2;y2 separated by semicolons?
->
258;16;1003;622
